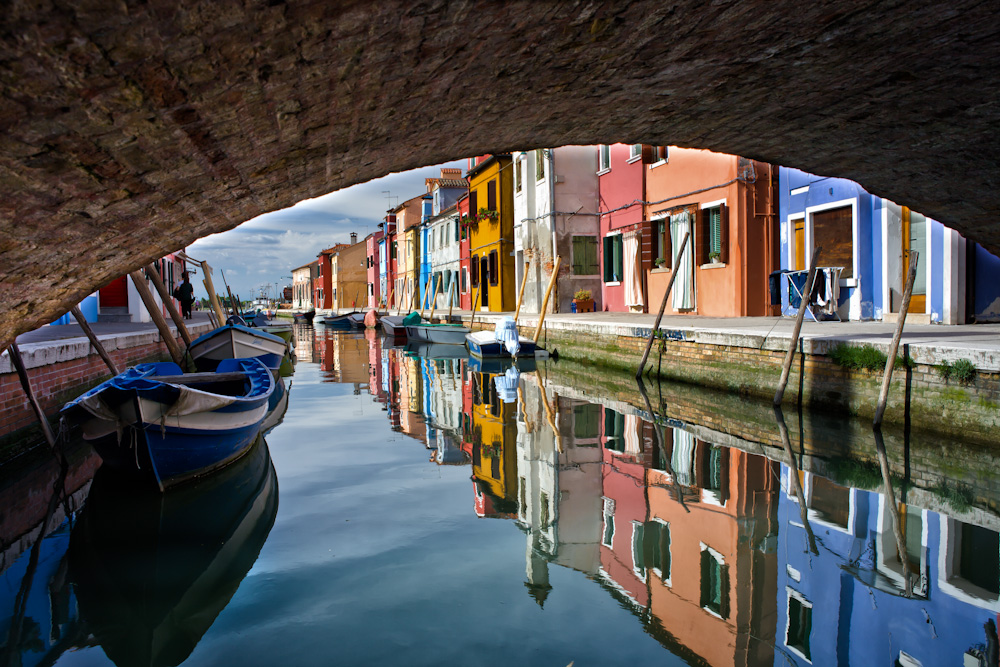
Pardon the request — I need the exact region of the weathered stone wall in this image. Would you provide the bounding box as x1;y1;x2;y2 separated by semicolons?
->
1;0;999;348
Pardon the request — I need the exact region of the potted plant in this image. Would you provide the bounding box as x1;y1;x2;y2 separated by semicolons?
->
573;289;595;313
654;257;666;269
709;251;722;264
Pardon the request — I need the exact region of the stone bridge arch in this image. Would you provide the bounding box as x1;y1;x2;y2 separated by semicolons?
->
1;0;998;347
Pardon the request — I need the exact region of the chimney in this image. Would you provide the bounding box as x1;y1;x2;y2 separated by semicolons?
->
440;168;462;179
350;232;357;244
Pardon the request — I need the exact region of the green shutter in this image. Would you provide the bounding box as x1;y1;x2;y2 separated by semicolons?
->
709;207;722;255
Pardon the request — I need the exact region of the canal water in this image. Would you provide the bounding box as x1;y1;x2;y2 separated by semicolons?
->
2;326;999;666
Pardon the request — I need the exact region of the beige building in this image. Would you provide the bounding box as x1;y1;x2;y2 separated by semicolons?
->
330;233;368;310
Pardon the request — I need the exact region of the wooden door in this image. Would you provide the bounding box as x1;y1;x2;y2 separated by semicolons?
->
902;208;926;313
793;219;806;271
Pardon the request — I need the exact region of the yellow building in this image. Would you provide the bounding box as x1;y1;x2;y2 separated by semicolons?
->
466;154;514;311
392;194;425;310
470;370;518;509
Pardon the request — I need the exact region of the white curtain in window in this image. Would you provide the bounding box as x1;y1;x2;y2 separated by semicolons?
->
624;230;644;308
624;414;641;457
672;428;695;486
671;212;694;310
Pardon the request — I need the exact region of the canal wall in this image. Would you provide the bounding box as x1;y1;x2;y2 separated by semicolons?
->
533;360;1000;530
463;313;1000;446
0;321;213;462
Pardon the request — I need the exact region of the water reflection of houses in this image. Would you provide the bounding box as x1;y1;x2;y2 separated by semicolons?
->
778;467;1000;666
421;356;467;465
315;331;370;384
397;354;425;443
469;367;518;518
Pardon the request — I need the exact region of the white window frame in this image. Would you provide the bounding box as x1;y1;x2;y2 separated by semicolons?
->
699;543;726;619
786;212;806;271
700;198;728;268
785;587;814;663
598;145;611;174
602;496;615;548
875;496;928;596
938;516;1000;611
805;197;860;319
627;144;643;162
649;146;669;168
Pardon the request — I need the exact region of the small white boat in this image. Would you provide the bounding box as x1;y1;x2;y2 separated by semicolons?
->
189;324;287;372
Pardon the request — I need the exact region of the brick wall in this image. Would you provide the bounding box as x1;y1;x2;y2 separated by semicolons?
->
0;331;194;458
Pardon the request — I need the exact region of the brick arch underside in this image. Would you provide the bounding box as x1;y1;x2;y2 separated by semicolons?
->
1;0;998;348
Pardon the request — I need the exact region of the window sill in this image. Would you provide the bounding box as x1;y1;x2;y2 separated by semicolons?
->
605;281;621;286
597;168;611;176
840;278;858;287
651;267;670;274
648;159;668;169
699;262;727;270
626;155;643;164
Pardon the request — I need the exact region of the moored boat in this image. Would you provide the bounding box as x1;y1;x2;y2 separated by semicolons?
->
189;323;287;372
381;315;409;341
315;312;356;329
347;312;367;328
293;309;315;323
61;358;275;491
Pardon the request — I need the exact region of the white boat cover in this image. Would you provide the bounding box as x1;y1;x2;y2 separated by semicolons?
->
496;316;521;357
79;385;238;425
493;367;520;403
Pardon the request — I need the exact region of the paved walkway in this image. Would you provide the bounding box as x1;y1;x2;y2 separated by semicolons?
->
13;308;1000;370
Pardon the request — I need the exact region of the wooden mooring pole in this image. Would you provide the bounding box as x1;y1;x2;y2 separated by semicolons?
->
70;306;119;375
773;406;819;555
874;250;919;427
533;256;562;345
470;282;482;330
199;260;226;324
144;263;193;348
6;343;58;449
873;426;914;595
773;247;823;406
514;260;530;323
636;232;690;379
129;270;186;366
427;277;443;322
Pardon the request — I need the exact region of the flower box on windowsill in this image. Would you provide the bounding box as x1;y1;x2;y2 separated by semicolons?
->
573;298;595;313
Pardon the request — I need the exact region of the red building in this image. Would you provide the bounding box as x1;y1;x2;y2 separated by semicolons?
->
313;243;349;309
597;144;647;312
457;192;472;310
365;230;383;309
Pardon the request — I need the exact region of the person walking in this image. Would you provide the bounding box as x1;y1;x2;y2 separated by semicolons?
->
173;271;196;319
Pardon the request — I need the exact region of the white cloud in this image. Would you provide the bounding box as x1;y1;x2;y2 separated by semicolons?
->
186;160;466;300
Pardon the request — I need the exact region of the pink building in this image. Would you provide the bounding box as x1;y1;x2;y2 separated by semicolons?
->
365;230;383;309
597;144;647;312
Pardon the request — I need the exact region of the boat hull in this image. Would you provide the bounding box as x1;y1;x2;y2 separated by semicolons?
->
381;315;408;341
189;324;287;372
465;330;538;358
405;324;470;345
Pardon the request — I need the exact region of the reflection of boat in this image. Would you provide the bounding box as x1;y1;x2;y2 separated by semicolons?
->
404;341;469;360
61;359;274;491
261;376;291;435
467;354;537;374
189;323;287;372
405;322;470;345
465;327;537;359
292;309;315;323
69;435;279;667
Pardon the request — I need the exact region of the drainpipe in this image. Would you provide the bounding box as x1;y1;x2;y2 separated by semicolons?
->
548;148;558;313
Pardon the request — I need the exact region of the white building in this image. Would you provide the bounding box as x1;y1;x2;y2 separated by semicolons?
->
292;261;316;310
427;204;462;309
512;147;601;314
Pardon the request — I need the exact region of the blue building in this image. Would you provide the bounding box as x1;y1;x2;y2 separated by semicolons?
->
776;466;1000;666
779;167;1000;322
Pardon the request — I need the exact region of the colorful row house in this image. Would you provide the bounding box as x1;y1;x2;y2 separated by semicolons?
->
779;167;1000;322
292;260;317;310
364;231;382;310
466;154;515;312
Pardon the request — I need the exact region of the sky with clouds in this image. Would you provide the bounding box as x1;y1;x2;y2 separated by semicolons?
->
186;159;466;301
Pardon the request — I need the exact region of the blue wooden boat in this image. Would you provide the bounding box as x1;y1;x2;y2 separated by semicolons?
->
315;312;356;329
189;323;287;372
61;358;275;491
465;317;538;358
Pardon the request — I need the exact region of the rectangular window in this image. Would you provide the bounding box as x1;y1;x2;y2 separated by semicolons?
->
603;407;626;452
786;592;813;660
515;159;523;193
603;234;623;282
697;204;728;264
599;145;611;172
487;179;497;212
640;520;671;581
653;218;670;267
602;498;615;548
462;267;468;292
573;403;601;439
810;475;851;530
572;236;599;275
454;220;460;243
488;250;498;286
536;149;545;181
700;548;729;618
469;190;478;217
811;204;853;278
471;255;480;287
629;144;642;160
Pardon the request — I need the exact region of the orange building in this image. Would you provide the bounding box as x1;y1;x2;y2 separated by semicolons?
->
643;148;779;317
643;436;779;666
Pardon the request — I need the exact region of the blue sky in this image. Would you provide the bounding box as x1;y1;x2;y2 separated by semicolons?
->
186;159;465;301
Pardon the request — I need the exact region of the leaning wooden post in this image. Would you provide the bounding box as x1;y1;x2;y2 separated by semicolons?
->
70;306;119;374
874;250;919;426
447;280;456;323
144;264;193;347
129;270;185;366
6;343;58;449
514;260;530;323
418;276;433;319
200;261;226;323
873;426;914;595
773;246;823;406
533;256;562;344
470;282;482;330
636;232;690;379
774;406;819;555
428;277;443;322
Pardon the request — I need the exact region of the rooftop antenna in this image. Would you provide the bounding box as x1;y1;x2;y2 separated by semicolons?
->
383;190;398;210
